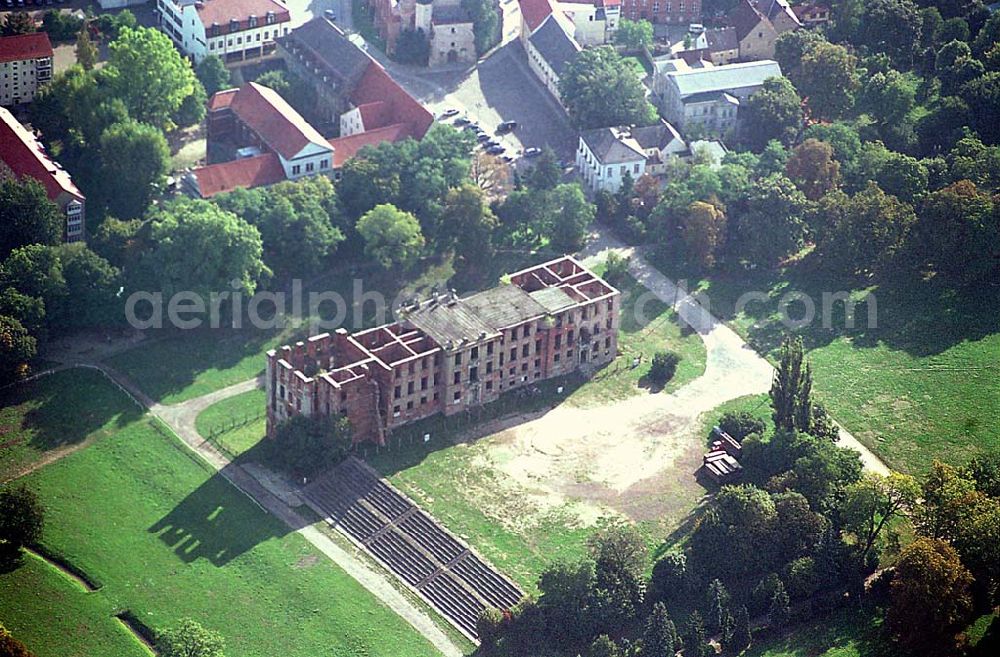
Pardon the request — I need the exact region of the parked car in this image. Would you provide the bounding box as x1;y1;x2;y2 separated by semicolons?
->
440;108;460;118
486;145;506;156
501;155;514;163
485;139;501;148
324;9;337;20
476;133;491;143
496;120;518;134
454;116;471;126
523;147;543;157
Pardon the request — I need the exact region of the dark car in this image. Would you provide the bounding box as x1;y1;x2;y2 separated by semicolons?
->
454;116;471;126
496;120;518;134
486;145;505;155
476;132;491;143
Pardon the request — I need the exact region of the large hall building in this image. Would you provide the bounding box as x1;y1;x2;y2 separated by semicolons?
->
266;257;621;444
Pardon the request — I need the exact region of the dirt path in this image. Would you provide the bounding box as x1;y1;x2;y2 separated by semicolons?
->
579;228;890;476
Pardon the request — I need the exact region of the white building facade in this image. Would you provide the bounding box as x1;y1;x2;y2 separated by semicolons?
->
0;33;53;106
157;0;291;64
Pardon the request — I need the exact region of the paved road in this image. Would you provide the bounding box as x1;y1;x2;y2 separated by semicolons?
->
579;227;891;476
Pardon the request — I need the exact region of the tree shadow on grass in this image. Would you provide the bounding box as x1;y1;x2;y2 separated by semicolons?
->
653;244;1000;361
0;369;144;480
147;467;298;566
745;602;893;657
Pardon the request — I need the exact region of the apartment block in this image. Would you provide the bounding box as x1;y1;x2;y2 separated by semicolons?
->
0;32;53;106
266;256;621;444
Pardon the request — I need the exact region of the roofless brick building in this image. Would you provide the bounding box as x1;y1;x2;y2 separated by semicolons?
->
266;256;621;444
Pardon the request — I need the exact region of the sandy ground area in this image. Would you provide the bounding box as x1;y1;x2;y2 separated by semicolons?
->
424;229;886;532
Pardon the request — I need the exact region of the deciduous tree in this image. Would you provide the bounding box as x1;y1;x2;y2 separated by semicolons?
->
195;54;231;96
97;119;170;220
357;204;425;269
841;472;920;564
0;486;44;566
797;41;860;120
815;183;917;277
106;26;199;128
156;619;226;657
559;46;657;130
615;19;653;51
916;179;998;282
140;198;266;300
0;178;64;260
888;538;974;656
786;139;841;201
740;77;803;151
0;316;36;385
1;12;35;37
679;200;726;269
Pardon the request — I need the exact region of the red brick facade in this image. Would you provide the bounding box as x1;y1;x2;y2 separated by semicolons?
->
266;256;621;444
621;0;702;24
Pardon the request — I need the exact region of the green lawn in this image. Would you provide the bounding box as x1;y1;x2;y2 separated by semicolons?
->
650;249;1000;474
0;368;143;482
195;388;267;458
367;421;602;591
622;56;652;79
0;553;150;657
0;416;443;657
565;271;706;407
105;329;283;405
748;605;889;657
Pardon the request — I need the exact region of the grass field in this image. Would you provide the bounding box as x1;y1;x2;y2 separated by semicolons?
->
195;388;267;457
0;369;143;482
0;391;444;656
748;605;888;657
564;271;706;407
0;553;150;657
651;249;1000;474
105;329;283;405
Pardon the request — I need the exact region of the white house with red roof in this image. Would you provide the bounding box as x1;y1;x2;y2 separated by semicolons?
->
0;32;53;106
157;0;291;64
185;21;434;198
0;108;85;241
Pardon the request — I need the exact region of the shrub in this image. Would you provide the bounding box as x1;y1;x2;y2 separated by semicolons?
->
0;486;44;567
266;414;352;479
476;608;504;651
649;551;690;604
648;350;680;385
718;410;766;442
603;252;630;288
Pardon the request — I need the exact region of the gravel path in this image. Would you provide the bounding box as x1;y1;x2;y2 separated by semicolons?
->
54;363;464;657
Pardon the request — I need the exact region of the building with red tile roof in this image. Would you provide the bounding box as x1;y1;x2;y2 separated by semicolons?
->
519;0;554;35
184;152;287;198
0;107;85;241
340;63;433;138
158;0;291;64
0;33;53;106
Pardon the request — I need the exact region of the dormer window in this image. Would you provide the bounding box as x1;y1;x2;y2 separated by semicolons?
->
266;11;275;24
210;22;220;37
249;15;258;28
230;18;240;32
